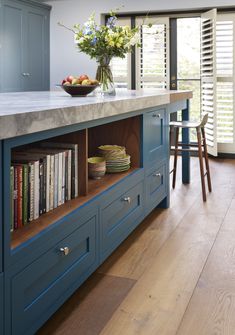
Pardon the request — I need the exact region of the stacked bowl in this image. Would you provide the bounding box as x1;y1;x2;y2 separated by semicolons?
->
98;145;131;173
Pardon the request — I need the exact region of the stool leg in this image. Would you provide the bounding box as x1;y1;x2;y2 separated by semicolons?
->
201;127;212;192
172;127;179;189
197;127;207;201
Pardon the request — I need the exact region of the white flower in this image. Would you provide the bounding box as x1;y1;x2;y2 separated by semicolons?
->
77;37;85;44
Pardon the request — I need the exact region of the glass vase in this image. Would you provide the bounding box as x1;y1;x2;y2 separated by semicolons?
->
96;62;116;96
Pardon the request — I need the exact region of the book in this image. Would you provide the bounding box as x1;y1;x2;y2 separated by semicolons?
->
13;166;18;229
39;162;44;216
54;153;59;208
10;166;14;232
22;164;28;225
15;165;23;228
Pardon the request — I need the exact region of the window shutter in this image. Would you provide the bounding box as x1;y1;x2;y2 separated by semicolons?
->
135;17;169;90
110;18;131;89
216;16;234;149
201;9;218;156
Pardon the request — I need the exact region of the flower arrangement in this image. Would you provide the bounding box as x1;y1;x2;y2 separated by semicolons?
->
59;10;141;95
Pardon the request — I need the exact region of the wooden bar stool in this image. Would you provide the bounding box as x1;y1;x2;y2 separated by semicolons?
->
170;113;212;201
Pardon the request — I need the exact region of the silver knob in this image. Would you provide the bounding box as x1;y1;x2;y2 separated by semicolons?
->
22;72;30;76
152;113;161;118
59;247;70;256
153;173;161;177
122;196;131;204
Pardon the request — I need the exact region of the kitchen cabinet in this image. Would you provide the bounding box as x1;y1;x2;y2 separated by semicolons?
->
0;0;50;92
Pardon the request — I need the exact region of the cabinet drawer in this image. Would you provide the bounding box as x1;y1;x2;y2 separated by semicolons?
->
0;274;3;335
144;109;167;165
100;181;144;260
11;213;97;335
146;162;167;211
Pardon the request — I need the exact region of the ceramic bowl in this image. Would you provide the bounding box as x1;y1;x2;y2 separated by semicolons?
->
59;84;98;97
98;145;126;159
88;157;106;179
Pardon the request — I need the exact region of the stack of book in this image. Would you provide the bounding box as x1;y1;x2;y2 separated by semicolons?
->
10;142;78;232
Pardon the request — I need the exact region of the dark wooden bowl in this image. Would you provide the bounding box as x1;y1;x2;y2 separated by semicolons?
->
59;84;98;97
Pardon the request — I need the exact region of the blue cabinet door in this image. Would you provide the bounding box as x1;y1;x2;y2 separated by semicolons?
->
0;274;3;335
144;109;167;165
100;180;144;261
145;161;167;213
10;210;98;335
0;0;25;92
24;6;50;91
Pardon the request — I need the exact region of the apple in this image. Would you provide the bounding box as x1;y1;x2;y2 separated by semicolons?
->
63;81;71;86
71;78;80;85
81;79;92;85
79;74;89;82
61;79;67;85
66;75;74;83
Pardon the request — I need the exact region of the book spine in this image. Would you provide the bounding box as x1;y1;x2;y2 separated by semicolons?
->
29;163;34;222
67;150;72;201
42;158;47;214
58;152;63;206
10;166;14;232
22;165;28;225
75;145;78;198
17;165;23;229
54;154;58;209
34;161;39;220
71;148;75;199
39;162;44;216
61;151;65;204
65;151;68;202
27;164;30;222
46;155;50;212
49;155;54;211
13;166;18;229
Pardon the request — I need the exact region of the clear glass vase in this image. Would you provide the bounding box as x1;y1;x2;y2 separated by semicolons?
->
95;61;116;96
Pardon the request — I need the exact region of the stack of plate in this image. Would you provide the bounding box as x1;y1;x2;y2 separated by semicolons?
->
98;145;131;173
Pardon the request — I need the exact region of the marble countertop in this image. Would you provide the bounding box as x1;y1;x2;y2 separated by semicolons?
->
0;89;192;140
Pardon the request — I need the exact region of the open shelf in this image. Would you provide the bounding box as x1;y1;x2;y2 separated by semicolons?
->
11;168;140;249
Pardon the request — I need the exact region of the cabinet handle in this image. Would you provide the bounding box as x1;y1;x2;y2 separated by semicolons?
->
22;73;30;77
153;173;161;178
152;113;161;118
122;196;131;204
59;246;70;256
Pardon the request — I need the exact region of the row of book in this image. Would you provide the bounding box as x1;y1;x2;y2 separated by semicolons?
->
10;142;78;231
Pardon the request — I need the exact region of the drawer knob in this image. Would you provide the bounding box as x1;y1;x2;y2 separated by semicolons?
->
122;196;131;204
59;247;70;256
153;173;161;177
152;113;161;118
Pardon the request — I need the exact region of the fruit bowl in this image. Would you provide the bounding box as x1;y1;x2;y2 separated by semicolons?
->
59;84;99;97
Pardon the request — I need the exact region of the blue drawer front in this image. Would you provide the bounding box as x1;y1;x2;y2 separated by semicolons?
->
146;162;167;212
11;214;97;335
100;181;144;260
0;274;3;335
144;109;167;164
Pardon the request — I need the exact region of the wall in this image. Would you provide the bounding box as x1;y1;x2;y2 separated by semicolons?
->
46;0;235;88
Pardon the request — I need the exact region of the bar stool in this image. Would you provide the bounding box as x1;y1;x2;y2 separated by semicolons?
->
170;113;212;201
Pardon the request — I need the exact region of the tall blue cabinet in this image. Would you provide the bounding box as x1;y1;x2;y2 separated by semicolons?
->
0;0;51;92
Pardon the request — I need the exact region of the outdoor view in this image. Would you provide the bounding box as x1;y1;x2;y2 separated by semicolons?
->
177;17;201;141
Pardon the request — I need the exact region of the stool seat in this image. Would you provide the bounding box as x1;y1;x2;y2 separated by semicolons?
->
169;120;202;128
170;113;212;201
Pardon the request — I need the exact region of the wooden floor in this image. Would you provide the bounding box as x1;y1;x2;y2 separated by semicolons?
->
37;157;235;335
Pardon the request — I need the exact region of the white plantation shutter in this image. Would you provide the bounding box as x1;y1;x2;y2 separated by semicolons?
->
135;17;170;90
201;9;218;156
216;15;235;153
110;18;131;89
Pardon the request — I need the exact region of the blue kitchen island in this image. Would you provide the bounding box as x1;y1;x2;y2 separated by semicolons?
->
0;89;192;335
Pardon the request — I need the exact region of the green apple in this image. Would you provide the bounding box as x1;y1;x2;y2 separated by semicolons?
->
81;79;92;85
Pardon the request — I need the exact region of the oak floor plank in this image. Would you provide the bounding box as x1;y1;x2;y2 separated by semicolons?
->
37;273;136;335
176;198;235;335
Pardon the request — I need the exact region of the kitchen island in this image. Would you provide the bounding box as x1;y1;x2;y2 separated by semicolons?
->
0;89;192;335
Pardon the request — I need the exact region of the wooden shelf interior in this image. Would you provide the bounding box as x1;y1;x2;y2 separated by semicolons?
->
88;115;141;168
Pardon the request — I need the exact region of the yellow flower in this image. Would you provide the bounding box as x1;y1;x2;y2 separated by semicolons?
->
108;40;115;47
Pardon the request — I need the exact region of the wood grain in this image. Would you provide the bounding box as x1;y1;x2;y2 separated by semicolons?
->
37;273;136;335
